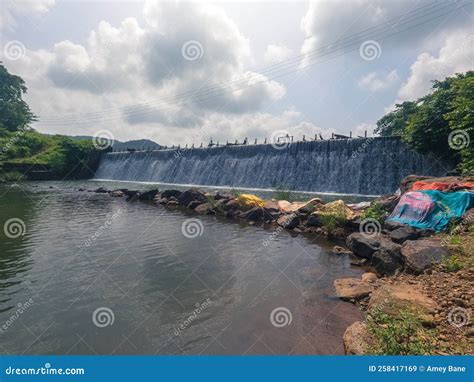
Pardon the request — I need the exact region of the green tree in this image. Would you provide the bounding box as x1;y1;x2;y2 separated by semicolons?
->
375;71;473;175
0;62;37;132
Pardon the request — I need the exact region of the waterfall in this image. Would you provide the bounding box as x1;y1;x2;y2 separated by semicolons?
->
94;137;449;195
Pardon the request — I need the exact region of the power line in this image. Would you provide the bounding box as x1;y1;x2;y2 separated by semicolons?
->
38;2;468;125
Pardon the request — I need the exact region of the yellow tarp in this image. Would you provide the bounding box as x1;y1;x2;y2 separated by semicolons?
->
237;194;265;208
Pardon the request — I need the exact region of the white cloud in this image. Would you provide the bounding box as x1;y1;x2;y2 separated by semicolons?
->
2;0;291;144
299;0;469;63
0;0;55;31
397;30;474;102
354;123;377;138
264;44;293;64
358;70;398;92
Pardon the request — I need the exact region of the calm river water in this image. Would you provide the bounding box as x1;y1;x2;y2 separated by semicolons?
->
0;181;362;354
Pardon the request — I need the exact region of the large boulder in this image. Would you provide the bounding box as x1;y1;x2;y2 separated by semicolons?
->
138;189;158;201
343;321;373;355
334;278;374;300
194;203;214;214
221;199;239;212
277;214;300;230
368;283;438;322
306;214;323;228
401;238;449;274
161;189;182;199
389;225;419;244
177;189;207;206
244;207;265;222
346;233;396;260
371;245;403;276
109;190;124;197
214;192;233;201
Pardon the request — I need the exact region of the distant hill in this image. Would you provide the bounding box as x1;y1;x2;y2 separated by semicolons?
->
69;136;162;151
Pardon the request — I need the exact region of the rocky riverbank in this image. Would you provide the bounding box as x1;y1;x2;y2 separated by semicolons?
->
86;175;473;355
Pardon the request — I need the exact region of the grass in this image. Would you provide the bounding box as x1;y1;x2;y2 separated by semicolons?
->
366;306;437;355
0;171;25;182
0;128;102;179
441;255;463;272
272;185;294;202
361;202;388;224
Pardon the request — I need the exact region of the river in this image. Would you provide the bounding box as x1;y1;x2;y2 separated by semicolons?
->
0;181;362;354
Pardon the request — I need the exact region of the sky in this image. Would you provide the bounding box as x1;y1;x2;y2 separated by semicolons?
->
1;0;473;146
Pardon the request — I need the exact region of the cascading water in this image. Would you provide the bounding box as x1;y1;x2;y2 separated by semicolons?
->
94;137;449;195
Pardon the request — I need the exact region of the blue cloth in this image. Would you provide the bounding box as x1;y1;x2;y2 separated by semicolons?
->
387;190;474;231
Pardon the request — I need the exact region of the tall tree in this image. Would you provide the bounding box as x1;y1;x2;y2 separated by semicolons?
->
0;63;37;132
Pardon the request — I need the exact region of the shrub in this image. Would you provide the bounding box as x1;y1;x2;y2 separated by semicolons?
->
442;255;462;272
362;202;388;224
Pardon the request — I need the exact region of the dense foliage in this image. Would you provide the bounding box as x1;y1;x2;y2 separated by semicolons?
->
376;72;473;175
0;64;102;180
0;63;37;132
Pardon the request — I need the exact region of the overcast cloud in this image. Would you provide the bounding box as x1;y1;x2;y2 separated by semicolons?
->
1;0;472;145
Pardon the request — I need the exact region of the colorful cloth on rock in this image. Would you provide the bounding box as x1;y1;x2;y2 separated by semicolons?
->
387;190;474;231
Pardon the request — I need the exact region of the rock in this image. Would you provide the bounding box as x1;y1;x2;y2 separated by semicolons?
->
214;192;233;201
401;238;449;274
368;283;438;320
158;197;168;205
334;278;374;300
138;189;158;201
194;203;214;214
244;207;265;222
277;214;300;230
94;187;109;193
361;272;378;283
109;190;124;197
383;220;406;231
465;328;474;338
346;233;396;260
371;245;403;276
188;200;202;210
332;246;352;255
125;191;140;202
306;214;323;228
346;218;361;231
161;189;182;199
389;226;419;243
377;195;399;213
221;199;239;212
263;199;280;210
416;228;435;238
177;189;207;206
343;321;372;355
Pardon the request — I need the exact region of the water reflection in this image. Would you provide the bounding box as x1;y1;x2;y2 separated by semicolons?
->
0;181;362;354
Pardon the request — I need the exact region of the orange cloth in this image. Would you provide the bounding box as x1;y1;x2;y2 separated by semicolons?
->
412;181;474;192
